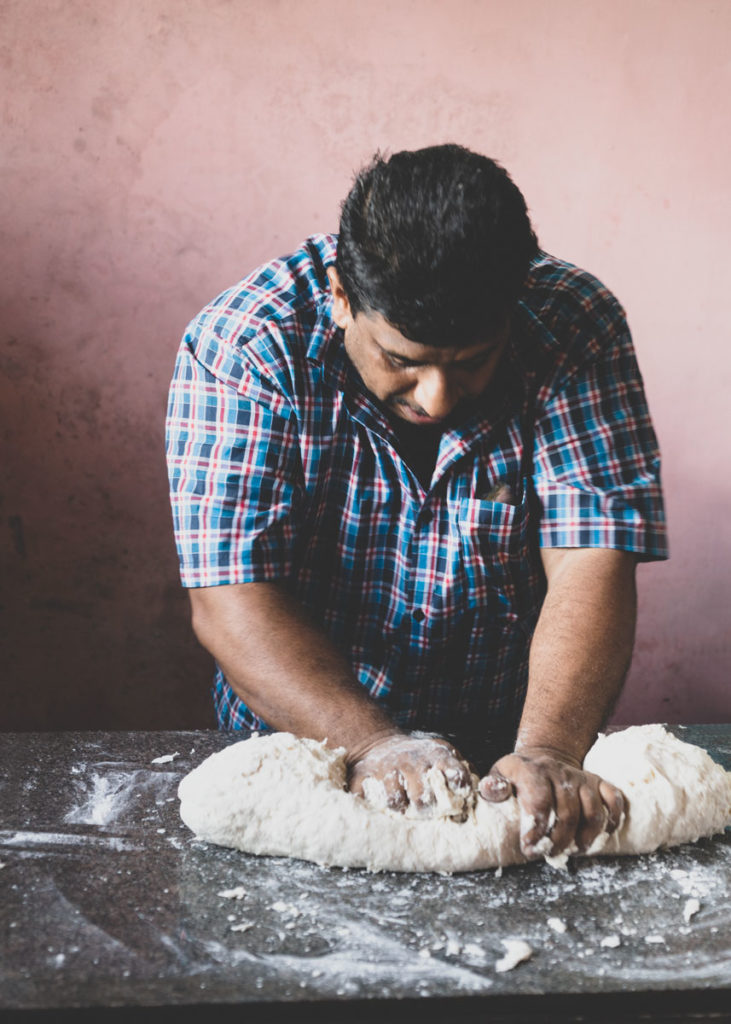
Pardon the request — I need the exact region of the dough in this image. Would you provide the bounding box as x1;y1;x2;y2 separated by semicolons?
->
495;939;533;972
177;724;731;873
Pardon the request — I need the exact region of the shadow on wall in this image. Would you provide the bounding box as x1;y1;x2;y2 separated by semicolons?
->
611;555;731;726
1;311;214;731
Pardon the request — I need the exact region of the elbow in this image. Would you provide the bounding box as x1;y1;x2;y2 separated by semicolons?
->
188;589;216;652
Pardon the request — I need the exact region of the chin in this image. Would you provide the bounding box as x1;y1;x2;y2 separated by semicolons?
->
394;405;444;426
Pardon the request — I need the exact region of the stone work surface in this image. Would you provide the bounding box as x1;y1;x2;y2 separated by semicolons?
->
1;726;729;1022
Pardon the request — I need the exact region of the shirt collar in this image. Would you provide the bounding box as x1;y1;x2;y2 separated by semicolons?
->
305;293;351;390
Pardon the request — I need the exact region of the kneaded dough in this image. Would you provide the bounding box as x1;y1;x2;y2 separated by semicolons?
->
177;725;731;873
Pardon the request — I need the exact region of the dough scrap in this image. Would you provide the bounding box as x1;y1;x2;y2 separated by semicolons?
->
495;939;533;972
177;725;731;874
683;897;700;922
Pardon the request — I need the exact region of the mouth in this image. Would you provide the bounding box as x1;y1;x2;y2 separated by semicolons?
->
392;400;446;426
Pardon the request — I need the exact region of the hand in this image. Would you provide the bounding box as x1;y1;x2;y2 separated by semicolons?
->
478;746;626;859
348;732;473;819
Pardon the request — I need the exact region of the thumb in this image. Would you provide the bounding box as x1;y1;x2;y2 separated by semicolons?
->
478;770;514;803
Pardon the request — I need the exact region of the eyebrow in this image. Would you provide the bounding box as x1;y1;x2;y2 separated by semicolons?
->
380;344;499;366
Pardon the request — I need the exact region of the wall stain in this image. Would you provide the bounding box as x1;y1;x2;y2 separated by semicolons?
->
8;515;26;558
28;597;93;616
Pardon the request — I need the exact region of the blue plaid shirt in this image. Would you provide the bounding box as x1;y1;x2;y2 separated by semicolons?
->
166;235;667;739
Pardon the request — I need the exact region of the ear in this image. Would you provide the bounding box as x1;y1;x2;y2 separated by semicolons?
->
326;266;354;330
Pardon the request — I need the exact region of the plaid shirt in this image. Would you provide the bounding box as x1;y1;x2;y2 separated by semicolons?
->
166;235;667;739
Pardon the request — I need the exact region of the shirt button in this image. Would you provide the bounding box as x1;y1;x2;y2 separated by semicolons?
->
420;509;433;527
412;609;425;623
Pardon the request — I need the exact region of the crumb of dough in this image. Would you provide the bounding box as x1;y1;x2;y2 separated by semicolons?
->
645;934;666;944
495;939;533;972
683;897;700;923
217;886;247;900
271;901;299;915
151;752;179;765
547;917;567;933
600;934;621;948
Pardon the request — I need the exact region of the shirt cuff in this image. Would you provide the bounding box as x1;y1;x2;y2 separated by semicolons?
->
537;485;668;561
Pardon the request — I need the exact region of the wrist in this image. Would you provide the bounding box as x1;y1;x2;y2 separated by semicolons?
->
346;726;405;767
513;737;584;769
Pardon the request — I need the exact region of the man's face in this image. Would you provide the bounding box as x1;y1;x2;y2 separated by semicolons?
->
328;268;510;426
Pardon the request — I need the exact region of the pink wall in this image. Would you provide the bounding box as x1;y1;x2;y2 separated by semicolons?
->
2;0;729;729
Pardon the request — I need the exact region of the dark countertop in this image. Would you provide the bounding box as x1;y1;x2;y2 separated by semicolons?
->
1;725;730;1023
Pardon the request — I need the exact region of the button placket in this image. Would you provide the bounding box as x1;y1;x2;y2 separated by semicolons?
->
409;500;438;629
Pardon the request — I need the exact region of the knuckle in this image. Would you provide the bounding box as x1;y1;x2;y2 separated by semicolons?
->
530;813;549;836
584;808;605;829
385;781;408;809
559;814;580;838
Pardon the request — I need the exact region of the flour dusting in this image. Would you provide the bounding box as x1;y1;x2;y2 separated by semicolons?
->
65;769;176;826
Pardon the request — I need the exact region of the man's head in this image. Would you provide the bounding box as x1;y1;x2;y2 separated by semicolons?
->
329;144;538;425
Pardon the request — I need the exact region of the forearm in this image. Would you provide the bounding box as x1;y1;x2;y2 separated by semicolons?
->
189;582;400;759
516;548;638;764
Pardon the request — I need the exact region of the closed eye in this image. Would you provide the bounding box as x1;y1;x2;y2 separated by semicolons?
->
382;346;499;371
457;352;494;371
386;354;421;368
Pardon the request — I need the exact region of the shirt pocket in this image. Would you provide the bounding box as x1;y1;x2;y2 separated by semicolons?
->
457;492;535;621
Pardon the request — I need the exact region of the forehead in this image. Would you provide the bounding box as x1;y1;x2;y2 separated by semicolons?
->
358;310;507;363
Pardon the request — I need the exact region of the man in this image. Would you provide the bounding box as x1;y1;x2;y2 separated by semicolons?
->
166;145;667;860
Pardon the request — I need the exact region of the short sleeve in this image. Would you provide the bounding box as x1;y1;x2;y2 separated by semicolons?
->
165;335;304;587
533;323;668;561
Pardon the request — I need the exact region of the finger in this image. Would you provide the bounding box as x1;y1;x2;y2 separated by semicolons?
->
478;770;514;803
483;754;554;850
407;758;466;811
512;770;555;855
520;792;555;857
399;759;451;812
599;780;626;834
382;769;409;812
347;765;366;798
433;751;472;792
411;773;437;812
423;737;470;774
548;773;581;856
576;781;607;852
444;764;472;793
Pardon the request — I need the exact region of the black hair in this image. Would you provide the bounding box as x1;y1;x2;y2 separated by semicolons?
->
335;144;539;346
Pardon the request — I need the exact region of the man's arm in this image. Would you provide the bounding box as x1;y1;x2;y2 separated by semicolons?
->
480;547;637;856
189;582;472;810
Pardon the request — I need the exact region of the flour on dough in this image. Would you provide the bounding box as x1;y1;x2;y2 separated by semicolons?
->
177;725;731;873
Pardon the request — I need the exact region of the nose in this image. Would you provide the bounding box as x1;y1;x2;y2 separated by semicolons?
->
413;367;459;420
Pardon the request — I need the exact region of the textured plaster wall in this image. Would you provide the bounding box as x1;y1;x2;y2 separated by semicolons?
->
1;0;729;729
